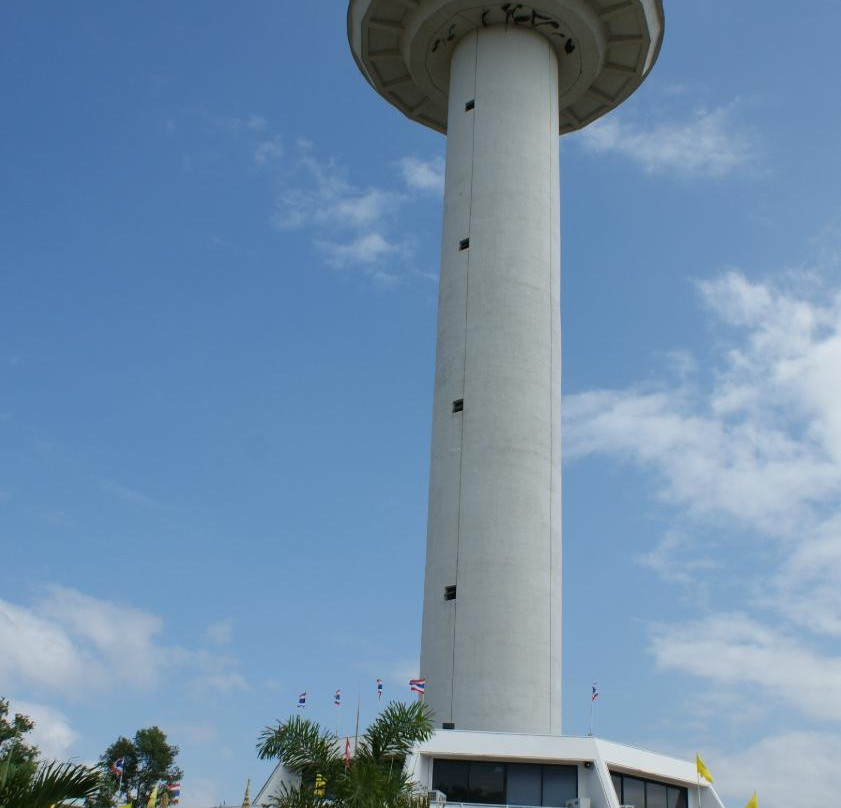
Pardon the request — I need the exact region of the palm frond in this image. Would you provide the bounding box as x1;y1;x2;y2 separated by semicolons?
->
362;702;434;765
0;760;101;808
257;716;341;775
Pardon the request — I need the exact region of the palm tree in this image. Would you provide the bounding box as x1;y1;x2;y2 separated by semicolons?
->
257;701;434;808
0;757;101;808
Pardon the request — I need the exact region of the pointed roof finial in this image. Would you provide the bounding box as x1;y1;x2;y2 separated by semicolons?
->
241;779;251;808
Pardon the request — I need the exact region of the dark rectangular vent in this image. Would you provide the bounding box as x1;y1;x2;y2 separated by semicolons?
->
452;399;464;413
442;722;456;730
444;585;457;601
459;238;470;251
465;99;475;111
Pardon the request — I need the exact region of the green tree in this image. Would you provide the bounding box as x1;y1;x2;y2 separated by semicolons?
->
97;727;182;808
257;701;433;808
0;698;100;808
0;698;39;770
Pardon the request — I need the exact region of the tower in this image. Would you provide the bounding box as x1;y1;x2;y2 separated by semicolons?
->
348;1;664;735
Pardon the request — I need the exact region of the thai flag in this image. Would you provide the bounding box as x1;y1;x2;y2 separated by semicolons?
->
111;757;125;776
592;684;599;701
409;678;426;694
298;691;307;708
334;688;342;707
168;783;181;797
376;678;383;700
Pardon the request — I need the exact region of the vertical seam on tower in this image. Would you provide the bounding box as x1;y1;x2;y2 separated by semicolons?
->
450;27;479;725
547;42;555;731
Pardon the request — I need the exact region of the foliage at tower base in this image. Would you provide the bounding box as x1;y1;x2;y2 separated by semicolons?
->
93;727;183;808
257;701;433;808
0;698;100;808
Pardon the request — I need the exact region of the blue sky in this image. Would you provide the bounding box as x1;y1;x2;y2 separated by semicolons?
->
2;2;841;806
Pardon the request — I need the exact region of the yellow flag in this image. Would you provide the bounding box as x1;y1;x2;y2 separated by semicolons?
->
314;774;327;797
744;791;758;808
696;753;714;783
118;803;133;808
147;786;159;808
161;791;170;808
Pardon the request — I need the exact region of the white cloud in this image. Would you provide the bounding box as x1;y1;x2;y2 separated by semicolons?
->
98;477;159;507
317;232;412;269
576;103;756;178
651;614;841;722
397;156;445;194
192;672;249;694
215;114;266;133
566;226;841;755
713;732;841;806
0;597;95;695
0;586;245;701
272;155;402;233
205;618;234;646
566;267;841;564
11;700;78;761
637;530;718;586
254;136;284;167
266;144;424;282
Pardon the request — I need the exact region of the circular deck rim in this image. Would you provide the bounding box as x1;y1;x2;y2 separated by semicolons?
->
348;0;665;135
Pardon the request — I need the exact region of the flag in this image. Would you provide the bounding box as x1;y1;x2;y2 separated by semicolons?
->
167;783;181;799
591;684;599;701
696;753;714;784
334;688;342;707
744;791;758;808
344;737;351;769
298;691;307;708
409;678;426;694
117;803;133;808
314;774;326;797
147;786;159;808
111;758;125;776
376;678;383;700
161;792;169;808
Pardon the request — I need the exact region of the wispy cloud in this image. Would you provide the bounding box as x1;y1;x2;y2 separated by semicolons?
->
98;477;159;507
397;155;445;194
651;614;841;722
205;618;234;646
269;143;416;283
713;732;841;805
10;700;78;761
575;102;757;178
0;586;245;700
254;135;284;167
566;221;841;805
317;232;413;270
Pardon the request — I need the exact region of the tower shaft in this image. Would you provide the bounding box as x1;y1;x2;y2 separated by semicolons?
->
420;25;562;734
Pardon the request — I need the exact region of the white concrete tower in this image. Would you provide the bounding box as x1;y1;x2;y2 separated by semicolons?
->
348;1;664;735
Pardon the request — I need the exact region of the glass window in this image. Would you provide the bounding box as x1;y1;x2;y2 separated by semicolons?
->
541;766;577;807
646;782;668;808
611;774;622;801
469;762;506;804
622;777;645;808
433;759;470;802
507;764;542;806
667;788;688;808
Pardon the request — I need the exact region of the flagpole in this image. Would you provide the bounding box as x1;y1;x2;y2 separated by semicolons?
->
697;772;702;808
353;691;361;757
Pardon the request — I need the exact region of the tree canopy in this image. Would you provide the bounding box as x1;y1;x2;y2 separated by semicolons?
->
96;727;182;808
